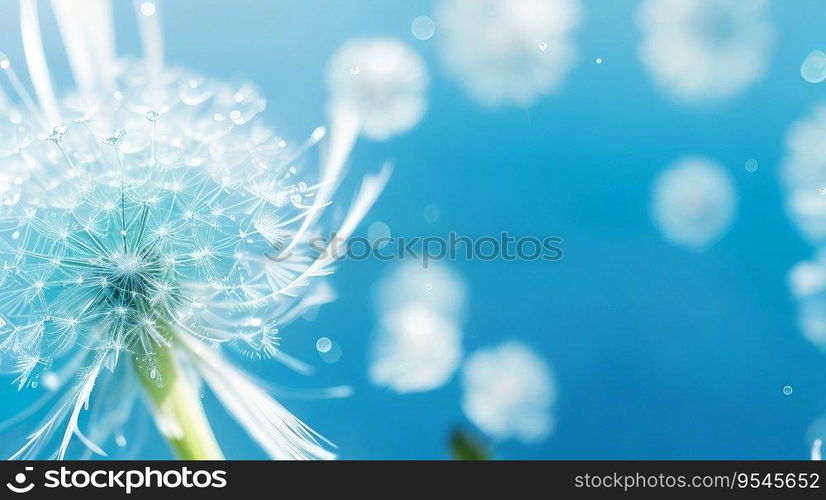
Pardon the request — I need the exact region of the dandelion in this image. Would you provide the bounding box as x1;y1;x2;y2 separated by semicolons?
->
636;0;774;104
435;0;581;108
368;262;465;393
326;38;430;141
651;156;737;251
0;1;388;460
461;341;556;444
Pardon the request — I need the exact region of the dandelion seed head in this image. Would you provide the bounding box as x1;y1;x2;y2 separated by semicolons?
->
0;64;330;387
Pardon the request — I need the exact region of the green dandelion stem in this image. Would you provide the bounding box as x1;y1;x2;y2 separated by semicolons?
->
135;329;224;460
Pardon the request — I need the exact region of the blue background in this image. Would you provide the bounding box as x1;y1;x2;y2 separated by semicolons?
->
1;0;825;459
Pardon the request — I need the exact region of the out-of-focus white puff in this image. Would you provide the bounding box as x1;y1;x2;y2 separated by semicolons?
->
369;262;466;394
781;105;826;245
651;156;737;250
636;0;774;104
326;38;429;141
369;304;463;394
436;0;581;108
462;341;556;444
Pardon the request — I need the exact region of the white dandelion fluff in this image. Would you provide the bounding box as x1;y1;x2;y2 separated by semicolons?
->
369;304;463;394
0;0;388;460
780;105;826;245
368;262;466;393
651;156;737;250
435;0;582;108
636;0;774;104
462;341;556;444
326;38;429;141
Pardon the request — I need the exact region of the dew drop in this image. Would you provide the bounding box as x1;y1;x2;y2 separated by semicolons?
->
316;336;333;353
411;15;436;41
149;368;157;380
783;385;793;396
595;57;603;64
744;159;759;173
0;52;9;70
538;42;548;51
350;66;361;75
801;50;826;84
140;2;156;16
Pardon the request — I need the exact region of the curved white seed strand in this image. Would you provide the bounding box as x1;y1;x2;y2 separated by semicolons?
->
50;0;98;96
279;104;360;256
20;0;61;127
255;163;391;302
81;0;117;91
134;0;165;86
179;333;335;460
1;52;49;130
